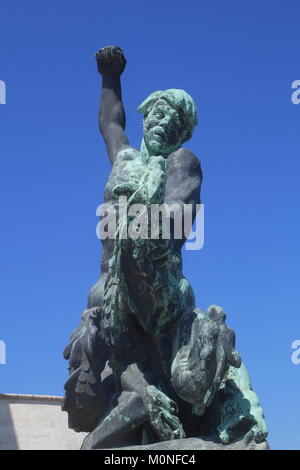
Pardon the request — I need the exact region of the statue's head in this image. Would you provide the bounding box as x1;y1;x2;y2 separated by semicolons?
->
138;89;198;156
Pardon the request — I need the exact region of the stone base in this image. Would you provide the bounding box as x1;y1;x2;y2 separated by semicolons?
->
106;437;269;451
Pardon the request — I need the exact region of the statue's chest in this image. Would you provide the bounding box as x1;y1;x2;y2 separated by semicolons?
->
104;149;145;201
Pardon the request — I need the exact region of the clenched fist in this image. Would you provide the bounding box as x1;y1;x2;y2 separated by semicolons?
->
96;45;127;76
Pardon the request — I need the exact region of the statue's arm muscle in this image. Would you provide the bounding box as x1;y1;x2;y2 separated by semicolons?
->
164;149;202;247
99;73;129;163
165;149;202;209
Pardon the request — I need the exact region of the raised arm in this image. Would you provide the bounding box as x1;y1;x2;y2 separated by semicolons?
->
96;46;129;163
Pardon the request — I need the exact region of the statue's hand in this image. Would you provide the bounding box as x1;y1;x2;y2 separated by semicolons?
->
143;386;185;441
96;46;127;76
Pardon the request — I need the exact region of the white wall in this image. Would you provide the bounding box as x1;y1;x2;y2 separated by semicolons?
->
0;394;87;450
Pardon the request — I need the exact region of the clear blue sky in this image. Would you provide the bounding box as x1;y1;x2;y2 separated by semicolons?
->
0;0;299;450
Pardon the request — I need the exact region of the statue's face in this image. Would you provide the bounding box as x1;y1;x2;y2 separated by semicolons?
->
143;99;184;156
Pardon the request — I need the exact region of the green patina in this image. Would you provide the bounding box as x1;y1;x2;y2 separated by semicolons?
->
103;90;198;367
101;89;268;445
64;53;269;447
138;89;198;157
217;363;268;444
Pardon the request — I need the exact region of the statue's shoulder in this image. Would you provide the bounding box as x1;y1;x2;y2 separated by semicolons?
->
166;147;202;176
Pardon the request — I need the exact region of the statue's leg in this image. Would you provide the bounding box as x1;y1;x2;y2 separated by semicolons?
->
80;363;151;450
80;389;148;449
80;362;185;449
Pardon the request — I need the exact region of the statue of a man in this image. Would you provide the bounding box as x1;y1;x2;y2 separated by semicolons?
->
89;46;202;367
63;46;268;449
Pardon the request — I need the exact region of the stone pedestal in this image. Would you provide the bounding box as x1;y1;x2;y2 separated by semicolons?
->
104;437;269;451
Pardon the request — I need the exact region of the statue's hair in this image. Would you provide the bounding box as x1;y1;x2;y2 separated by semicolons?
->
137;89;198;144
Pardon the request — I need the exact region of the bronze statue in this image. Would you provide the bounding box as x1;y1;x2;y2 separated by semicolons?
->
63;46;268;449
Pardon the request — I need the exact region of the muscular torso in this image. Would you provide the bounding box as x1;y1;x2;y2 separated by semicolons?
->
101;146;200;269
88;145;201;317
